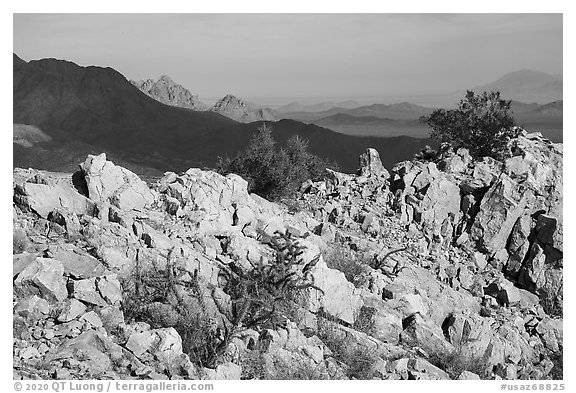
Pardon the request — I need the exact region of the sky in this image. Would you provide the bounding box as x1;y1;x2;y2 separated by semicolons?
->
13;13;562;103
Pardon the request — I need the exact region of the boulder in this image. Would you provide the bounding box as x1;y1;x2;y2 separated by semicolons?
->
410;358;450;380
457;370;481;380
535;317;563;352
125;327;183;363
412;162;439;191
80;311;104;328
96;275;123;305
13;253;36;278
14;181;95;219
355;296;403;344
57;299;88;322
80;153;156;211
307;254;364;324
50;246;108;279
14;258;68;302
419;177;461;239
358;148;390;179
485;279;522;306
201;362;241;380
506;215;532;277
14;295;51;318
70;278;107;307
46;330;125;376
471;174;534;255
400;313;454;356
518;243;563;314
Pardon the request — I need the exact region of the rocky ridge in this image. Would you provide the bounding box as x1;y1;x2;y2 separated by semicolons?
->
13;128;562;380
130;76;207;111
130;75;275;123
209;94;276;123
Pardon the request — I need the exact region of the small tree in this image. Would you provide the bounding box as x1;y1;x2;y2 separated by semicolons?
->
421;91;518;159
217;123;336;200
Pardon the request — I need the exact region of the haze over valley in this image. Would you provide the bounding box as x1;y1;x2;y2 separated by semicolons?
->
13;13;562;176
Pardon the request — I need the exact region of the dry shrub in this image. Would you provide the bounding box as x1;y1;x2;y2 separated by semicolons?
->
13;227;29;254
316;316;379;379
323;243;370;287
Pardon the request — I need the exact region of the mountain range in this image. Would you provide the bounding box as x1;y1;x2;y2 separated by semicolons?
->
211;94;276;123
471;69;562;104
277;97;562;142
274;100;364;114
13;54;437;175
130;75;207;111
131;75;275;123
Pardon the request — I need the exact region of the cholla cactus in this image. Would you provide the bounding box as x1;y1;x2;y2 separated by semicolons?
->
223;230;324;331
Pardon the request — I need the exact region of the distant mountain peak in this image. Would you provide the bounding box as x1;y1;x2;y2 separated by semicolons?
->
472;69;562;104
210;94;275;123
130;75;206;110
215;94;247;108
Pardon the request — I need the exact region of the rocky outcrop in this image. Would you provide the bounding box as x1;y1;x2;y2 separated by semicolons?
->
80;153;157;212
130;75;206;110
210;94;276;123
12;129;562;380
130;76;275;123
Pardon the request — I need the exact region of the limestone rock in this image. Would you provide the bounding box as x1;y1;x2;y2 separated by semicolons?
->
201;362;242;380
458;370;481;380
400;313;454;356
14;295;51;318
125;327;183;363
70;278;107;307
80;153;156;211
14;258;68;302
358;148;390;179
50;246;107;279
46;330;125;377
14;179;95;218
307;255;363;324
58;299;88;322
471;174;534;255
419;177;461;238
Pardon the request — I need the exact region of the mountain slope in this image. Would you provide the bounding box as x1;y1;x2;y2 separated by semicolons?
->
280;102;434;123
210;94;276;123
9;54;439;173
13;54;237;159
193;119;437;172
472;69;562;104
130;75;206;110
274;100;363;114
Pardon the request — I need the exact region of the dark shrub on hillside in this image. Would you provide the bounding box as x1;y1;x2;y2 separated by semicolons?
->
421;91;518;160
216;123;337;201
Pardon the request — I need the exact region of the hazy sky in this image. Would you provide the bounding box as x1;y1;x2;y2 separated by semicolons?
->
13;14;562;101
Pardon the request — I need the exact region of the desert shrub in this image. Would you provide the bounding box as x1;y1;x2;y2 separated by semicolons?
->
220;230;325;331
13;227;29;254
239;350;267;380
421;91;518;160
121;260;221;368
123;231;325;369
548;348;563;380
323;243;370;288
427;346;489;379
316;316;380;379
241;350;329;380
217;123;337;201
414;145;438;161
267;359;330;380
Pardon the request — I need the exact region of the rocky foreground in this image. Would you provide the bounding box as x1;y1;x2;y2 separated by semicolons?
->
13;129;562;380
